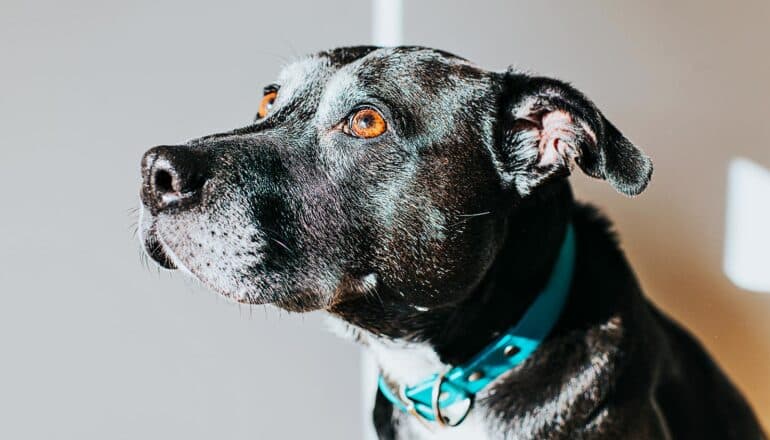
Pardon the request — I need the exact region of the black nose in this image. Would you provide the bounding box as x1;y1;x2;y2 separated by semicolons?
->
141;145;210;213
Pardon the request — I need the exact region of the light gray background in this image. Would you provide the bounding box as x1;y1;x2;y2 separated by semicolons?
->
1;1;768;439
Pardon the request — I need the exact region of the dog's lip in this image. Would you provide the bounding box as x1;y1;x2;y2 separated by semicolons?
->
137;210;278;305
139;222;271;304
142;226;177;270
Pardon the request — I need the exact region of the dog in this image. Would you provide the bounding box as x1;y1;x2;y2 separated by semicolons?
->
138;46;764;439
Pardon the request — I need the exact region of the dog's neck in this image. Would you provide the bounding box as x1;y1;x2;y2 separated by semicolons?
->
328;182;574;382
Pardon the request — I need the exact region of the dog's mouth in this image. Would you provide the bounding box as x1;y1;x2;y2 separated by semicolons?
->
142;225;177;270
137;204;282;305
138;205;178;270
136;201;355;311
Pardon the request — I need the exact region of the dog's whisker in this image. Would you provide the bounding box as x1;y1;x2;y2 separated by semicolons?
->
446;219;474;229
457;211;492;218
374;289;385;307
446;211;493;229
259;226;296;256
267;236;294;255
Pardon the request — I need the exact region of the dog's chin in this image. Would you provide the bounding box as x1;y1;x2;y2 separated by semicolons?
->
272;290;331;313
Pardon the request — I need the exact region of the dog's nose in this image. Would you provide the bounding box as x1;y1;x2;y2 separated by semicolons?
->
141;145;210;213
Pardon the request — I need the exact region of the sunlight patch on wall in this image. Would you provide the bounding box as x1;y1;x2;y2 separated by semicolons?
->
724;158;770;293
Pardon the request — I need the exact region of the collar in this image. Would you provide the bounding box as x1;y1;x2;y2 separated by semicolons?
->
377;223;576;427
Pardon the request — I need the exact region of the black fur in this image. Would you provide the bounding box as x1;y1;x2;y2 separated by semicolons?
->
138;46;764;439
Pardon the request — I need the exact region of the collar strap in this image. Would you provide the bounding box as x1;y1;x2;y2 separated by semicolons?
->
378;224;576;426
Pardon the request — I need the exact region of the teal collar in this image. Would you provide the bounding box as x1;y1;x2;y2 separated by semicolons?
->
377;224;576;427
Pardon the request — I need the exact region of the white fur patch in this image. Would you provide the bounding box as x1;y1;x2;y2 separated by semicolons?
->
367;334;492;439
326;315;492;439
400;413;491;440
272;56;329;113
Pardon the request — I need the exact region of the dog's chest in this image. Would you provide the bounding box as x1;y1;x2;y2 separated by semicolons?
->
396;412;492;440
363;333;494;439
325;317;495;439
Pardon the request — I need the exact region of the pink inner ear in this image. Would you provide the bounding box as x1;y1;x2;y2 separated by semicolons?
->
536;110;574;167
537;110;597;168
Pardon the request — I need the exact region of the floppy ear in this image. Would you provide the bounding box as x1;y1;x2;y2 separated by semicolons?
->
498;73;652;196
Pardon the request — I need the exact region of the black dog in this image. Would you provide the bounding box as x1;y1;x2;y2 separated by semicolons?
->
138;46;764;439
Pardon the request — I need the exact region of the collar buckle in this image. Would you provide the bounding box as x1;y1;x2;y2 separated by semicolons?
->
397;383;436;431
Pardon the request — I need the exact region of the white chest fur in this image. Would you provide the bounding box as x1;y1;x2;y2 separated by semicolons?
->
398;412;492;440
365;336;443;384
326;316;494;440
368;339;493;440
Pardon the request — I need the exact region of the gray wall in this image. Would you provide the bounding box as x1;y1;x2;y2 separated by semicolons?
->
0;1;368;439
1;1;768;439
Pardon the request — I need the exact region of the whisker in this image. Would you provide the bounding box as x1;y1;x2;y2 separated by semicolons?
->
269;237;294;254
139;249;150;271
261;227;296;255
457;211;491;218
447;211;492;229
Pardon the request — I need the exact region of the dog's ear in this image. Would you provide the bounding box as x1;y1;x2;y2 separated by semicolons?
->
498;73;652;196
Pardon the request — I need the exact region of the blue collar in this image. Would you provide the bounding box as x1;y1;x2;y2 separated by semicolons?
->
377;224;576;427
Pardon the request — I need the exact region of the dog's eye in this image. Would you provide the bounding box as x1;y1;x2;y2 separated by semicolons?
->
345;107;387;139
258;90;278;119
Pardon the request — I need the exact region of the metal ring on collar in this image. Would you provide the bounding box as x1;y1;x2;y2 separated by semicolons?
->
431;369;474;427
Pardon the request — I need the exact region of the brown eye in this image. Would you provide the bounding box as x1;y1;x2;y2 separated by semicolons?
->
258;90;277;119
348;107;387;138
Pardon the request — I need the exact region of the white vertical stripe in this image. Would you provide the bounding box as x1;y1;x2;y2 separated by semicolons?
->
724;157;770;293
364;5;405;438
372;0;404;46
361;349;379;440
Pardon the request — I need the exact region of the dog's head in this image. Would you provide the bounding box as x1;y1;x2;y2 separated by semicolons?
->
139;46;651;312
